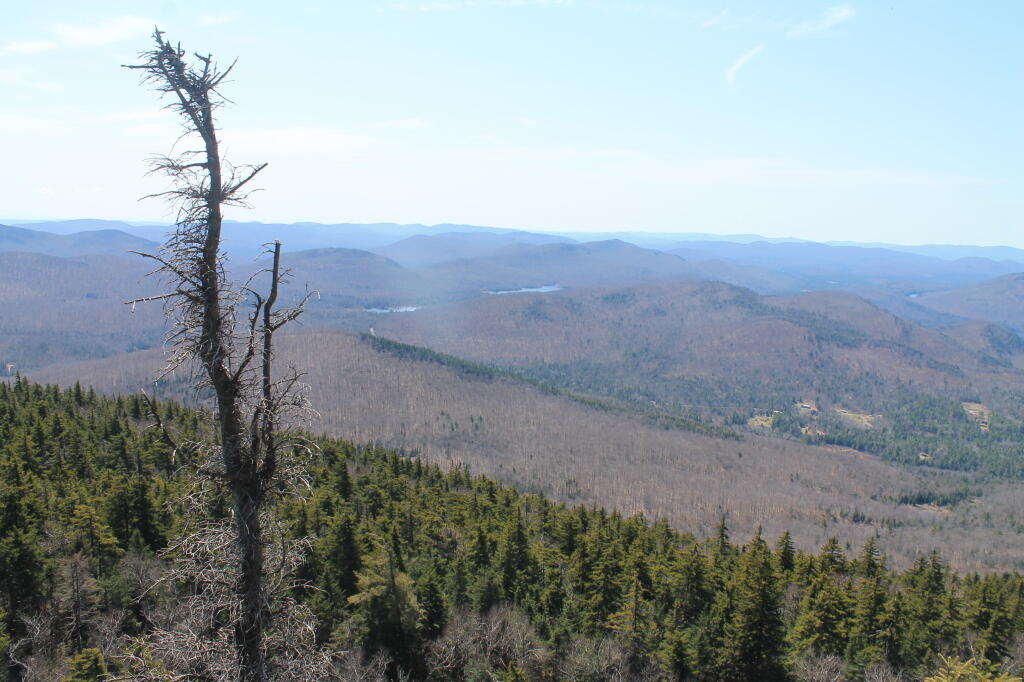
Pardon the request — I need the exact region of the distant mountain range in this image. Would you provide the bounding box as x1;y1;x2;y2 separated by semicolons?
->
9;217;1024;570
9;218;1022;264
0;223;158;258
371;230;576;268
3;219;1023;351
666;240;1024;292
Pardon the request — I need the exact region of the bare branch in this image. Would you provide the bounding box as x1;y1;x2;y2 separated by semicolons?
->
123;28;316;681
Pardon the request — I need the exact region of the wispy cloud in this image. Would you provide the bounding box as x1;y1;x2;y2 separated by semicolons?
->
789;5;856;37
0;68;61;92
51;16;152;47
391;0;572;11
376;119;433;129
0;113;74;135
200;12;240;27
666;157;983;188
231;127;378;157
1;40;56;55
725;45;763;85
700;11;724;29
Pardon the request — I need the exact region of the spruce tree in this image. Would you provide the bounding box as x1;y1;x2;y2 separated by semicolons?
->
845;572;890;677
717;534;787;682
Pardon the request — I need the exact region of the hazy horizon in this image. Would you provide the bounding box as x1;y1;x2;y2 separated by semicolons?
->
4;215;1022;250
3;1;1021;246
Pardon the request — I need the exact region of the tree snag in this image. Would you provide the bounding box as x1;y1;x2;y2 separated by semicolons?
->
125;29;312;682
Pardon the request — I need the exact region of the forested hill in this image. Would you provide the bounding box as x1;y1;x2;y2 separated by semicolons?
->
3;378;1024;680
31;330;1024;573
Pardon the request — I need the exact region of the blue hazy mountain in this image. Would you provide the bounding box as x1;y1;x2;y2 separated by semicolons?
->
0;223;158;258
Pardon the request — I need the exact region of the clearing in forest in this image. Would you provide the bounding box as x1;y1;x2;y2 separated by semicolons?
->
962;401;992;431
835;407;876;428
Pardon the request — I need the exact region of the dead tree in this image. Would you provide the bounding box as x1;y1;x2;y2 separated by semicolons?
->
125;29;312;682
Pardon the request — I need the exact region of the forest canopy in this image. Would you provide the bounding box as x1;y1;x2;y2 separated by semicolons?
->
2;378;1024;680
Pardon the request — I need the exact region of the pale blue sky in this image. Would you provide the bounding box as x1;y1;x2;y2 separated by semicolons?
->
2;1;1021;245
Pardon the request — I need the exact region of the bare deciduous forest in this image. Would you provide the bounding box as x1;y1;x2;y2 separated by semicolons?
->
31;329;1024;573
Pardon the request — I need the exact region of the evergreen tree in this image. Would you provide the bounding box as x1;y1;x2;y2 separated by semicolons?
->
965;576;1013;663
63;648;107;682
717;534;787;682
495;506;532;602
845;572;890;677
348;546;424;670
774;530;796;575
789;572;852;658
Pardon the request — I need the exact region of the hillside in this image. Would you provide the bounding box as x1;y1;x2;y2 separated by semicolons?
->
29;329;1024;572
0;252;164;371
354;281;1024;416
0;223;158;257
277;247;434;309
424;239;702;292
5;380;1024;680
667;240;1024;293
371;230;575;268
913;272;1024;333
254;240;705;312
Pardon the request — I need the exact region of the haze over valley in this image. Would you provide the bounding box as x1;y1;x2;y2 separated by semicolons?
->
7;218;1024;573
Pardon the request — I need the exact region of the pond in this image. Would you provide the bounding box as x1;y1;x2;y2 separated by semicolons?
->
485;284;562;295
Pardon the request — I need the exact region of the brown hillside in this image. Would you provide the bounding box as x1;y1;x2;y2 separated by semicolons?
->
351;281;1024;415
0;252;164;371
915;273;1024;333
28;330;1024;572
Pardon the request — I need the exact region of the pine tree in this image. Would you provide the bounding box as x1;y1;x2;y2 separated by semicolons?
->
903;553;953;665
495;506;532;602
608;564;653;645
414;560;447;638
817;537;847;575
789;572;852;658
717;534;787;682
924;654;1022;682
774;530;796;575
856;535;884;578
966;576;1013;663
309;508;361;635
845;572;890;677
348;546;424;670
63;648;107;682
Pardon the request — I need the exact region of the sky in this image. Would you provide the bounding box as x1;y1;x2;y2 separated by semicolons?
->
2;1;1022;246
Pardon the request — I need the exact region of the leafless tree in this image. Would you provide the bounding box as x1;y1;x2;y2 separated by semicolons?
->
124;28;314;681
427;605;552;678
791;652;846;682
863;662;908;682
109;500;336;681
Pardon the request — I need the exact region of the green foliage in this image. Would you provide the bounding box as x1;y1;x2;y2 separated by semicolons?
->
0;609;9;665
717;534;787;681
925;655;1022;682
778;393;1024;479
62;648;107;682
5;379;1024;679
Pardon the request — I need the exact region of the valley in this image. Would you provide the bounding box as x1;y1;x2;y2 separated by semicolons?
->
26;328;1024;572
7;219;1024;574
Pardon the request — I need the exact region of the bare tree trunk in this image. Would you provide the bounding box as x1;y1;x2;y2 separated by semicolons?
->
126;31;307;682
